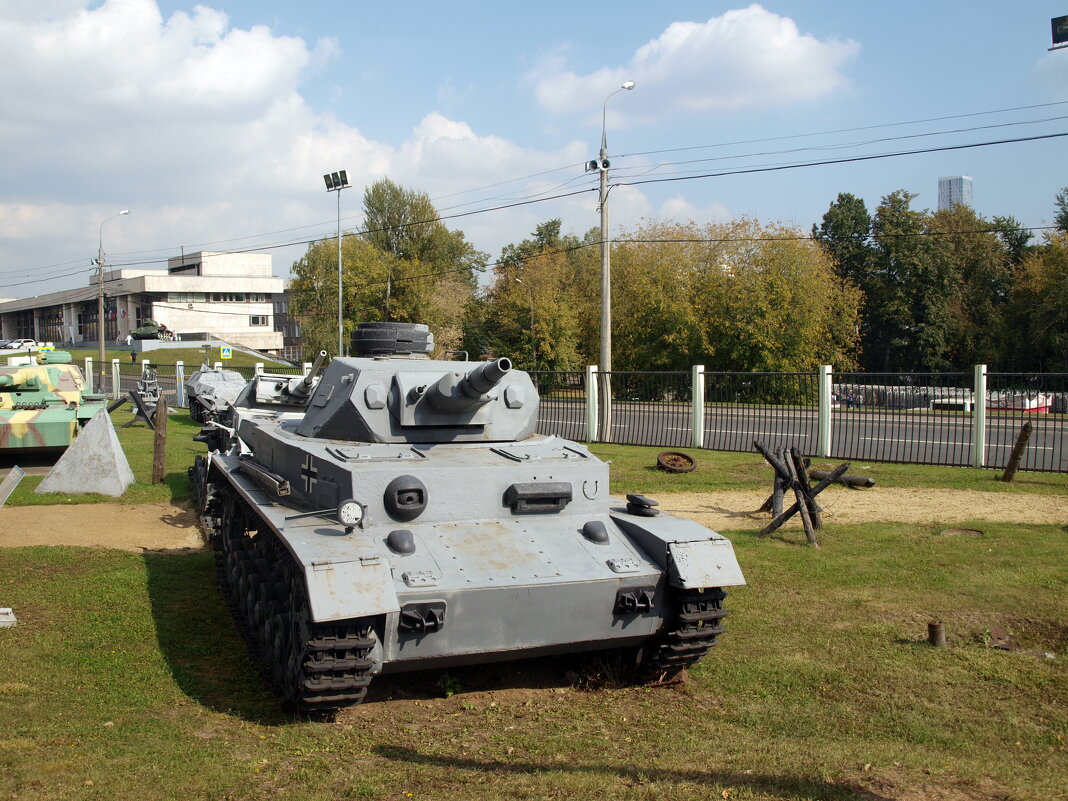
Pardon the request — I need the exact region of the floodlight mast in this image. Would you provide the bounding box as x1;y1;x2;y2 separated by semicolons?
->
324;170;351;356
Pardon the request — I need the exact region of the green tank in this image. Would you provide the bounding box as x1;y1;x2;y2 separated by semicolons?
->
0;356;109;450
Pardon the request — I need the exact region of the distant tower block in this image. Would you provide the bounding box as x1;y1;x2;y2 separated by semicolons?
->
938;175;973;211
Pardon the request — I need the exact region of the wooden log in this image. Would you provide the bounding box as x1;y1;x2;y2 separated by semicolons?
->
784;448;818;547
809;470;876;488
758;461;849;538
753;440;790;481
790;449;822;530
152;392;169;485
1000;421;1033;483
772;447;785;517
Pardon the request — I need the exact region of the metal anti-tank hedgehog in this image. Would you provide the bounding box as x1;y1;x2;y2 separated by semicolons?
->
189;322;745;713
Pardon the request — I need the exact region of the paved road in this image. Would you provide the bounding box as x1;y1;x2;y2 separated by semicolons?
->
537;400;1067;472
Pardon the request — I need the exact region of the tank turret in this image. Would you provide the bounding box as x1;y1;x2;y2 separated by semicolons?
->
292;353;537;443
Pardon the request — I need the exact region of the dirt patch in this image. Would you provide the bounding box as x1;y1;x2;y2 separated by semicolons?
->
0;486;1062;553
657;486;1067;532
0;502;203;552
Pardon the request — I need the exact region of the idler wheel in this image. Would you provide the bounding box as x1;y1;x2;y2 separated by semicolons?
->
656;451;696;473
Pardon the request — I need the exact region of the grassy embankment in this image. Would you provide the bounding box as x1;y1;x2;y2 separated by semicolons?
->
0;419;1065;799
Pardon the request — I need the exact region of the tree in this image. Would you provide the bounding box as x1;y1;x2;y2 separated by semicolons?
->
607;219;860;373
1055;187;1068;233
929;205;1013;368
1006;233;1068;371
812;193;875;287
481;220;589;371
289;235;397;358
864;190;958;372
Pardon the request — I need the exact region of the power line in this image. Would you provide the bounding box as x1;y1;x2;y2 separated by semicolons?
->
615;131;1068;189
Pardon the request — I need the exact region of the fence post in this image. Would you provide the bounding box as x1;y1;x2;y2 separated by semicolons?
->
255;362;264;375
175;361;186;407
691;365;705;449
972;364;987;468
818;365;832;458
84;358;93;393
586;364;599;443
302;361;312;377
111;359;120;400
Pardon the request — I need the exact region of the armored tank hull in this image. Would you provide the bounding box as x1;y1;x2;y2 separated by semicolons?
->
185;365;248;423
0;359;108;450
191;327;744;712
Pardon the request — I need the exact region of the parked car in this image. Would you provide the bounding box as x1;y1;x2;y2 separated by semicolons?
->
2;338;39;350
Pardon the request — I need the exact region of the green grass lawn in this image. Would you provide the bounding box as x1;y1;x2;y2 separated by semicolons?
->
2;414;1066;798
0;519;1064;800
7;413;1064;507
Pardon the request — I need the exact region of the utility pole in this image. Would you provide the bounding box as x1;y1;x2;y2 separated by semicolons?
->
97;210;129;393
587;80;634;443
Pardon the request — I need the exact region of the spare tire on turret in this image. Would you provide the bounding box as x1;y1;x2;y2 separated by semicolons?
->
351;322;434;356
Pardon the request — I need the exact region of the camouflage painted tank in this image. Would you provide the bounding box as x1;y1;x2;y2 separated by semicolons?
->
0;355;108;450
185;364;248;424
190;323;744;713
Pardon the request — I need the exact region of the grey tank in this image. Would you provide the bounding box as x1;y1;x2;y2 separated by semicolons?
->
185;364;248;423
190;325;745;713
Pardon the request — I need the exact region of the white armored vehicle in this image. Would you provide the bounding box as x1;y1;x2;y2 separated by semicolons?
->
190;322;744;713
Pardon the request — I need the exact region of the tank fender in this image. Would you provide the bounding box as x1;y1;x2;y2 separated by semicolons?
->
611;509;746;589
302;558;400;624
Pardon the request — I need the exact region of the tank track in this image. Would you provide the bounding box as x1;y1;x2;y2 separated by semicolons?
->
203;485;378;713
636;587;728;681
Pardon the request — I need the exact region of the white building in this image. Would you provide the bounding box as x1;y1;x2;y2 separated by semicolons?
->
938;175;973;211
0;251;284;353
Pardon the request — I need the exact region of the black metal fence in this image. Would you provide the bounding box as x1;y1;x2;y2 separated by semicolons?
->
703;372;819;454
89;357;1068;474
530;370;587;441
830;372;974;467
602;371;692;448
985;373;1068;472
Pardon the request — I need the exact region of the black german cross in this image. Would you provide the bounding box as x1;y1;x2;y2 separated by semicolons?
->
301;454;318;494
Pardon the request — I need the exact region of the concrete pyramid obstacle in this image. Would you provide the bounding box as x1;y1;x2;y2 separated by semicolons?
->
36;410;136;497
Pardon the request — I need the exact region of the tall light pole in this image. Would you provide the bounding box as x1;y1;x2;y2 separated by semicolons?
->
97;209;129;392
324;170;351;357
586;80;634;441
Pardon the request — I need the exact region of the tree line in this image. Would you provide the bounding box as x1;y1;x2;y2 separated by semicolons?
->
290;178;1068;373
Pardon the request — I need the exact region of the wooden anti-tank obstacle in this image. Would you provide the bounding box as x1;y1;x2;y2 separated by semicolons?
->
754;440;851;547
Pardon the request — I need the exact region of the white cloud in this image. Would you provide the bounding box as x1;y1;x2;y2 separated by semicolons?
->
0;0;653;293
654;195;730;225
1032;50;1068;96
532;4;858;124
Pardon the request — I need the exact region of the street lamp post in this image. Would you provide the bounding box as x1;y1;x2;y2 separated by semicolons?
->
323;170;351;357
97;209;129;393
586;80;634;442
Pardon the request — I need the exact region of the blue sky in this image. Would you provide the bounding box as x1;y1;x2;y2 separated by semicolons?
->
1;0;1066;296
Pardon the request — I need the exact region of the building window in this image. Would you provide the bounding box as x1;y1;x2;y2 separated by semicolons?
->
250;315;269;326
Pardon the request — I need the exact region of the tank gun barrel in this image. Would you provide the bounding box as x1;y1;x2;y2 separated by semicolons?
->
459;357;511;397
428;357;512;411
289;350;328;399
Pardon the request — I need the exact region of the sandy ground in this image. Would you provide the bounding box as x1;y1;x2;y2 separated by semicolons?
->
0;485;1063;552
0;502;204;551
